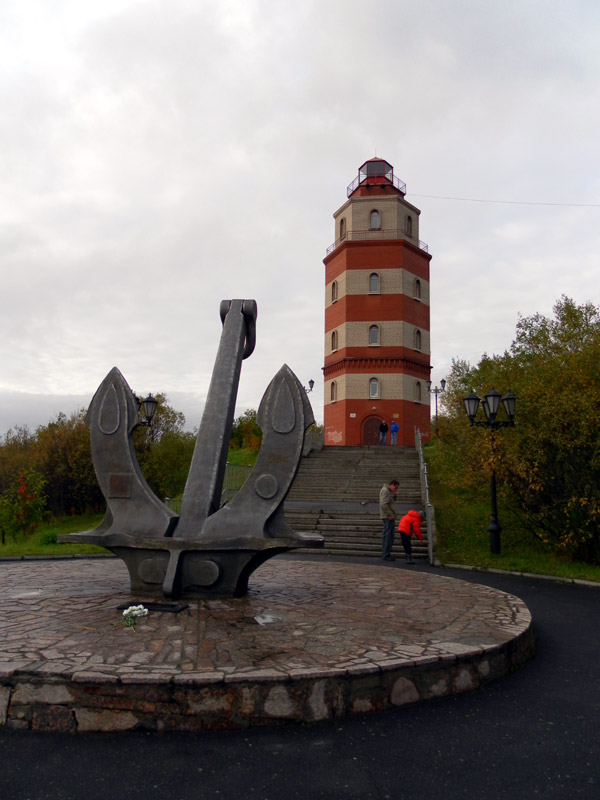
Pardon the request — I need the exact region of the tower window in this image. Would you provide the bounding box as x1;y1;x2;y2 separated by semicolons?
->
415;381;422;402
331;381;337;402
331;280;338;303
369;378;380;399
369;325;380;346
370;210;380;230
369;272;380;293
414;279;421;300
414;329;422;350
340;218;346;239
406;216;413;236
331;330;338;352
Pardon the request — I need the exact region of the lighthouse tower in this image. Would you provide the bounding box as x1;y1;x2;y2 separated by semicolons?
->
323;157;431;447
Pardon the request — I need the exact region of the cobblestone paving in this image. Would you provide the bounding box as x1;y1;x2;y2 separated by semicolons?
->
0;559;534;731
0;559;530;682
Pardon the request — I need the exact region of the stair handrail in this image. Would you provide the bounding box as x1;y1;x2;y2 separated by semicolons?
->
414;428;435;564
303;427;325;456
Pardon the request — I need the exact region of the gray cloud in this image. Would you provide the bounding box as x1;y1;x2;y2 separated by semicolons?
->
1;0;600;434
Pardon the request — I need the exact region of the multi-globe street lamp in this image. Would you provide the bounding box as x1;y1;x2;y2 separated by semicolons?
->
462;388;516;555
426;378;446;436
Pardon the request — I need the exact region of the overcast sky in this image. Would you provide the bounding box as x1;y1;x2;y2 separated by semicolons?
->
1;0;599;435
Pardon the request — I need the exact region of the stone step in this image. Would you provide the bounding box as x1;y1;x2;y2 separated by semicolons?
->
296;529;428;544
284;444;428;560
307;538;429;553
291;477;420;483
294;546;428;559
316;525;425;535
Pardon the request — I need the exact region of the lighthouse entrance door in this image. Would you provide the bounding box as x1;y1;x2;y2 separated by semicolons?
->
362;416;382;446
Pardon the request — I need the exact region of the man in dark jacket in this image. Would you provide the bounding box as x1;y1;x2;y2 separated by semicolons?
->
379;421;389;445
379;479;399;561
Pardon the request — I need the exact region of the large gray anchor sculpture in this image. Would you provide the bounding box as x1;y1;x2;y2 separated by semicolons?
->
60;300;323;596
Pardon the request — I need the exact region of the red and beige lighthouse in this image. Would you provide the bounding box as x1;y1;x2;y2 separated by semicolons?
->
323;157;431;446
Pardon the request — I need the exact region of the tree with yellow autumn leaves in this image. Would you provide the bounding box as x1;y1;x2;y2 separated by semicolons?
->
434;296;600;563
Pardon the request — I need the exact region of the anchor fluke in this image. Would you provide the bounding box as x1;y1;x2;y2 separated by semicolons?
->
84;367;177;539
200;363;322;544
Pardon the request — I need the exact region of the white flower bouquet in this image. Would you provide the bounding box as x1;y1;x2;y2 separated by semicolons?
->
122;604;148;630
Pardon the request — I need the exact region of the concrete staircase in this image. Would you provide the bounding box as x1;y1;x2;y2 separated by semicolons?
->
284;446;428;561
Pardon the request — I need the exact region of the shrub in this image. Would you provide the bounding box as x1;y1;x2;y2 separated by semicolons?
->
0;469;47;541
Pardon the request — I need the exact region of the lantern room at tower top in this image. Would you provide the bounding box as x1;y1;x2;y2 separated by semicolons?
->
346;157;407;198
323;157;432;448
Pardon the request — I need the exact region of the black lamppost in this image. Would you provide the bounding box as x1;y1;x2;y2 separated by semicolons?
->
134;393;159;426
462;388;516;555
427;378;446;436
304;379;315;394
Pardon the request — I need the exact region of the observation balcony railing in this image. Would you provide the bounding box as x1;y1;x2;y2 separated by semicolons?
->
346;174;406;196
326;228;429;256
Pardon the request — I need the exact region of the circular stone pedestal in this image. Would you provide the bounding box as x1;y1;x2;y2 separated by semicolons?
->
0;559;534;732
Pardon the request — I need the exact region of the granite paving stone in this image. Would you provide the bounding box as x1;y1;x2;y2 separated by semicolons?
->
0;558;534;732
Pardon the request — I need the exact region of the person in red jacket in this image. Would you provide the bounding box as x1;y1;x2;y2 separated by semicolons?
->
397;509;424;564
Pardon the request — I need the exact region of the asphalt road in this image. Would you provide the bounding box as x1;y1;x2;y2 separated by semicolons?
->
1;562;599;800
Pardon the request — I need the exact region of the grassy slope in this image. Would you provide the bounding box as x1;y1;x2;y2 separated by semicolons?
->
0;513;108;557
0;448;260;558
225;448;259;467
425;443;600;583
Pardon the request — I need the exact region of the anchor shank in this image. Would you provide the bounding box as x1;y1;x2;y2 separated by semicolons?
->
176;300;250;536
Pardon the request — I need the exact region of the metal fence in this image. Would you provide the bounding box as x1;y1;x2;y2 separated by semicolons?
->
165;463;252;513
221;464;253;503
326;228;429;255
414;428;435;565
166;430;323;512
346;173;406;196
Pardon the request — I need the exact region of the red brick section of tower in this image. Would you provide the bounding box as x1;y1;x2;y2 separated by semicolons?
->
323;158;432;447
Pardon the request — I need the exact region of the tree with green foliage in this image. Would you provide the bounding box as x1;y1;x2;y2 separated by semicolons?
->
0;469;46;542
133;393;195;500
0;425;36;495
229;409;262;452
33;411;102;516
0;394;197;517
435;296;600;563
140;429;196;500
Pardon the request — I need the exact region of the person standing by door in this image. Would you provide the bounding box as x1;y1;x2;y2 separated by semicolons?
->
389;420;399;446
379;420;389;445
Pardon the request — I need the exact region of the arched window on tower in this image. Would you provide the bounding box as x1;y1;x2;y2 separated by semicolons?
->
330;381;337;402
414;329;422;350
414;278;421;300
370;209;380;230
339;218;346;239
369;378;380;399
331;280;338;303
369;272;380;293
331;330;338;352
369;324;380;346
415;381;422;402
406;215;413;237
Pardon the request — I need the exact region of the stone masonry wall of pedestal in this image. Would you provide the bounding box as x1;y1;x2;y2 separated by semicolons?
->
2;630;533;732
0;559;534;733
